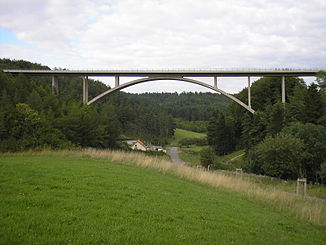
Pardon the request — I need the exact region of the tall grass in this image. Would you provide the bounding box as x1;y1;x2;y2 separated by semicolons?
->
7;148;326;227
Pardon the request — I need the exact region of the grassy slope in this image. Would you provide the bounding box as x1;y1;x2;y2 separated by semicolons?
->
244;173;326;200
0;154;325;244
169;128;206;146
170;128;206;161
174;128;206;139
179;148;326;199
179;145;204;164
180;147;245;166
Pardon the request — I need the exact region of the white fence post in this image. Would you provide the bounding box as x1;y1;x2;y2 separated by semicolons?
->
296;178;307;197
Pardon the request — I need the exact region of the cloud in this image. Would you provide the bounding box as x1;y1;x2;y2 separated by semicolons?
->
0;0;325;93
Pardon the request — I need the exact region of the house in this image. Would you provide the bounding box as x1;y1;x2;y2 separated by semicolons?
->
131;140;147;151
125;140;147;151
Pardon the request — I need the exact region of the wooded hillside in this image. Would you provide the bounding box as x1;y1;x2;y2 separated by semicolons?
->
205;73;326;183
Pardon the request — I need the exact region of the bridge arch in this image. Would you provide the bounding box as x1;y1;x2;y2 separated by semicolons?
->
87;76;255;113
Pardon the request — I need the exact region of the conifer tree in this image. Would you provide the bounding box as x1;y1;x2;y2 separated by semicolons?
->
267;102;287;136
207;111;234;155
304;83;324;124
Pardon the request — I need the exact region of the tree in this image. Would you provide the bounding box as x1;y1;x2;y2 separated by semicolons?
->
0;103;69;152
315;71;326;126
281;122;326;182
316;70;326;90
200;147;216;168
56;103;103;147
267;102;287;136
207;111;235;155
287;83;306;123
303;83;324;124
26;90;43;111
241;111;268;151
319;162;326;185
11;103;43;150
248;134;304;179
100;103;121;148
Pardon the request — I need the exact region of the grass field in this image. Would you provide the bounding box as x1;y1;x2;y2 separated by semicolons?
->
1;151;325;244
179;147;245;167
179;147;326;199
169;128;206;146
179;145;204;164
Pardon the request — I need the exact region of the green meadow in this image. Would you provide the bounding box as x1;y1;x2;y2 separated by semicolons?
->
179;147;326;199
0;153;325;244
169;128;206;146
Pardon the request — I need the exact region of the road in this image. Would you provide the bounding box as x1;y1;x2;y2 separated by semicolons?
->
166;147;186;165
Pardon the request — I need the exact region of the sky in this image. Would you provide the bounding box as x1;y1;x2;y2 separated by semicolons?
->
0;0;325;94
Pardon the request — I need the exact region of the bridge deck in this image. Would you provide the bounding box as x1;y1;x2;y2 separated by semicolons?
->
3;69;320;77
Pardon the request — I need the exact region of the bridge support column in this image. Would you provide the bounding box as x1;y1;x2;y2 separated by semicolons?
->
282;76;286;103
52;75;59;95
248;76;251;108
115;76;120;87
214;76;218;88
82;76;88;104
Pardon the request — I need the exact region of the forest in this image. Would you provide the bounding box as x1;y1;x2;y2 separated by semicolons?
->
1;58;325;183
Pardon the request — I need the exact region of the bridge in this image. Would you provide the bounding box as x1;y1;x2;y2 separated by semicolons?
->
3;69;320;113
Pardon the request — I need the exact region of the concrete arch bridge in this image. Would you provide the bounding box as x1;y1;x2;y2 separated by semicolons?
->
3;69;319;114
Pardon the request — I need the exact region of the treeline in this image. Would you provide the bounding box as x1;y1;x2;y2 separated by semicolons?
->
138;92;229;121
0;59;176;151
119;92;228;133
206;75;326;183
174;118;208;133
105;93;176;144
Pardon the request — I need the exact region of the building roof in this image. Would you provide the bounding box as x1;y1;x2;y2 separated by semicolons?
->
125;140;137;145
133;140;147;148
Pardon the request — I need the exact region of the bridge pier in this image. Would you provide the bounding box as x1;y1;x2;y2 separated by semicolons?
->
52;75;59;95
282;76;286;103
214;76;218;88
248;76;251;108
82;76;88;104
115;76;120;87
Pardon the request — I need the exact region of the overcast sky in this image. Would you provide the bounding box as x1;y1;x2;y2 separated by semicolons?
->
0;0;325;93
